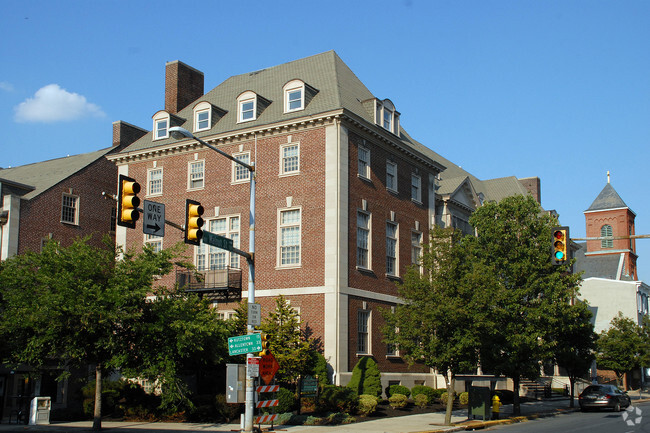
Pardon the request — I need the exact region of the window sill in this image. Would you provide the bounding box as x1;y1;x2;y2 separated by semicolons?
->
356;266;375;275
386;354;401;359
61;221;79;226
275;265;302;270
411;198;423;206
386;274;402;282
187;186;205;192
279;171;301;178
387;187;398;195
357;174;372;183
356;353;373;358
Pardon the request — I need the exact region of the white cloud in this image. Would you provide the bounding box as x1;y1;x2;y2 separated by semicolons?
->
14;84;105;123
0;82;14;92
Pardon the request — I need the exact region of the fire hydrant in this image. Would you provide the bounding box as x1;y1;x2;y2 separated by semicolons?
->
492;395;502;420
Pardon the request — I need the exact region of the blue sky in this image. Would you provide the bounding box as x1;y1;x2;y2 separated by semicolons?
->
2;1;649;278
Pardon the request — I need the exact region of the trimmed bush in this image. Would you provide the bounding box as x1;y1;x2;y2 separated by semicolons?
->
411;385;437;405
346;357;382;397
414;393;428;407
459;392;469;405
276;387;297;414
440;391;457;405
387;384;411;398
317;385;358;414
358;394;378;416
388;393;408;409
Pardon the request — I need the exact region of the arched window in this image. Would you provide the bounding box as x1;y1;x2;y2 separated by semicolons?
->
601;224;613;248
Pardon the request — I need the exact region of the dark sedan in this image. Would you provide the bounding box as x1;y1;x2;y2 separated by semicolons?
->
579;384;631;412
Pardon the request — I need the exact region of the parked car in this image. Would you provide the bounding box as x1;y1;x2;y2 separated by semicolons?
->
579;384;631;412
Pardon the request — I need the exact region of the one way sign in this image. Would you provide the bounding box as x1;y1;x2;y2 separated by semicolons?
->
143;200;165;237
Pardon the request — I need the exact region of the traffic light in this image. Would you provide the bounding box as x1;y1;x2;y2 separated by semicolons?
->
259;333;271;356
185;199;204;245
551;226;569;265
117;174;141;229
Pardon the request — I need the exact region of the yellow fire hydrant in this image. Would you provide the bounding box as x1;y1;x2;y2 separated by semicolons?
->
492;395;502;420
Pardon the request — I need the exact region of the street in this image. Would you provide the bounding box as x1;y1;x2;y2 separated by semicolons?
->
489;401;650;432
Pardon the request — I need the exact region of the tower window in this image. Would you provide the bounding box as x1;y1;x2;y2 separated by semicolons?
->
601;224;613;248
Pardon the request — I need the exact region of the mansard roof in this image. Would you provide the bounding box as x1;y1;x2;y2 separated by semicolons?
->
586;183;630;212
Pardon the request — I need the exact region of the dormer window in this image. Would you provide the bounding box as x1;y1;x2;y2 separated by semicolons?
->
238;91;258;123
196;109;210;130
375;99;400;135
153;112;170;140
284;80;305;112
192;101;227;132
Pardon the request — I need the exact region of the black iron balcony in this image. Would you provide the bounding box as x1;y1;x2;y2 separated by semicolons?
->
176;267;242;302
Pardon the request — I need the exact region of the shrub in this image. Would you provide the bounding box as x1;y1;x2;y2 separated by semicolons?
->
214;394;242;423
260;387;295;414
317;385;358;414
388;393;408;409
387;384;411;398
414;394;428;407
346;357;382;397
358;394;378;416
440;391;457;405
459;392;469;405
411;385;437;405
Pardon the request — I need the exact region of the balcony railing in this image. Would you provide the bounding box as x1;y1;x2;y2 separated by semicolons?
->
176;267;242;302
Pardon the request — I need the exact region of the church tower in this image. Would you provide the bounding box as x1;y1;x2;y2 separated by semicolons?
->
584;172;637;279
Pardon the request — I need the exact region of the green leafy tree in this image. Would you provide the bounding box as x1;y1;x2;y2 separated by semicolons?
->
346;356;382;397
383;226;483;424
551;301;597;407
227;300;249;338
465;194;581;416
260;295;314;385
0;237;228;429
596;313;645;389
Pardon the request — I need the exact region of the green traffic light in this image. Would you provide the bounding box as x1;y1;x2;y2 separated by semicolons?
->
555;251;565;260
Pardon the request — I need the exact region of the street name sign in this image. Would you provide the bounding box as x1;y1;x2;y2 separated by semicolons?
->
228;333;262;356
142;200;165;237
202;231;234;251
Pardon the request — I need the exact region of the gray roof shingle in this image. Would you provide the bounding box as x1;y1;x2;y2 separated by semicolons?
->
586;183;629;212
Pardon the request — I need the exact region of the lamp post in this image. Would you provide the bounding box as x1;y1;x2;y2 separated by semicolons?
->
169;126;256;432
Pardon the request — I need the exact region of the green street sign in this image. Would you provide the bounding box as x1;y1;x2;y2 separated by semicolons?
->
228;333;262;356
203;231;234;252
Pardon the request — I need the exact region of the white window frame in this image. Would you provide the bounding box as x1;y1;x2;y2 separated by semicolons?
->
195;108;210;132
144;234;163;253
280;143;300;176
147;167;163;196
386;221;398;277
238;91;257;123
283;80;305;113
277;207;302;268
188;160;205;190
386;160;397;192
411;230;423;273
61;193;79;225
357;210;371;270
153;112;170;140
358;146;370;180
232;152;251;183
357;309;371;355
217;310;237;320
196;215;241;270
411;173;422;203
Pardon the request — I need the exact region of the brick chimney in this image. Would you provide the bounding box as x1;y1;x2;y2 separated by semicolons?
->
165;61;204;115
518;177;541;204
112;121;147;150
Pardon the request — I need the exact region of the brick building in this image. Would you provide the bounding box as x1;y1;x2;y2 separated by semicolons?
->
108;51;541;390
0;121;146;419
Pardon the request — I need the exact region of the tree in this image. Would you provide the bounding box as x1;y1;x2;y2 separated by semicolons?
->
260;295;314;385
0;237;228;429
383;226;483;425
347;356;382;397
596;313;645;389
551;301;597;407
465;194;581;416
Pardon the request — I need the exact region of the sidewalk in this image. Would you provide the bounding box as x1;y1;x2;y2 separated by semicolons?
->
1;395;648;433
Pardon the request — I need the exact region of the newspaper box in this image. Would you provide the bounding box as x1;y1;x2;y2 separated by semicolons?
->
29;396;51;425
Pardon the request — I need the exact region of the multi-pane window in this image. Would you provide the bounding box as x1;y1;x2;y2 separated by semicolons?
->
148;168;163;196
155;119;168;139
357;211;371;269
386;161;397;192
233;153;251;182
411;231;422;272
240;99;255;122
195;109;210;131
358;146;370;179
601;224;613;248
196;216;241;270
61;194;78;225
144;234;163;253
281;143;300;175
357;310;370;354
411;174;422;202
286;88;303;111
383;108;392;131
188;160;204;189
386;222;398;276
279;208;301;266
